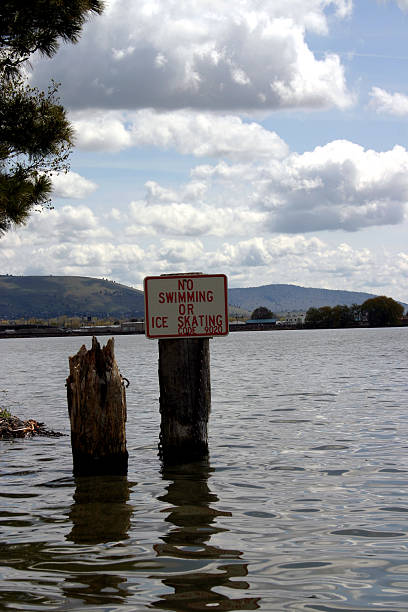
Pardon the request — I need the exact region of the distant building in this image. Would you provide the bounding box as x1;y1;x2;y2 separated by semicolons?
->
279;313;306;326
121;321;145;333
245;318;277;325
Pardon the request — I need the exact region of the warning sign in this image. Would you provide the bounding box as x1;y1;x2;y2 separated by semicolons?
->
144;273;229;339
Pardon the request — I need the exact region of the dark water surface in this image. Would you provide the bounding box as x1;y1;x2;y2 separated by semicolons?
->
1;328;408;611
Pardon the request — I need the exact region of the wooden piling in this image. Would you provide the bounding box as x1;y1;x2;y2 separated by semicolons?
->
67;336;128;476
158;337;211;463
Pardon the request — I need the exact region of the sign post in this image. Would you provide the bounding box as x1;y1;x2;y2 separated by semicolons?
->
144;273;228;339
144;273;228;463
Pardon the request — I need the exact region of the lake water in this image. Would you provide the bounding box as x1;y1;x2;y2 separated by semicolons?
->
1;328;408;611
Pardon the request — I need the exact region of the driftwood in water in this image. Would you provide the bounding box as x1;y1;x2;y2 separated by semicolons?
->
0;414;64;439
67;336;128;476
158;338;211;463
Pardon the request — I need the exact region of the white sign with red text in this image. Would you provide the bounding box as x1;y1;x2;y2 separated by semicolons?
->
144;274;229;339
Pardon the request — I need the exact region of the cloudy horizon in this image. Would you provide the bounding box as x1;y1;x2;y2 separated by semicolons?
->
2;0;408;302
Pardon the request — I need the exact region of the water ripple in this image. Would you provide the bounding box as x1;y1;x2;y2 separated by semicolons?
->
1;329;408;610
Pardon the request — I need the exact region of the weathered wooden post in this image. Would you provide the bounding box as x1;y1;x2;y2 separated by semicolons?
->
144;273;228;463
158;337;211;461
67;336;128;476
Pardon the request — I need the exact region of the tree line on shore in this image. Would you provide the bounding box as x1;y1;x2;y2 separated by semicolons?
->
305;296;404;328
250;296;405;328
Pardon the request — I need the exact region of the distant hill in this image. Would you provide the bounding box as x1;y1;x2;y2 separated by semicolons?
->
1;276;406;320
0;276;144;319
228;283;406;314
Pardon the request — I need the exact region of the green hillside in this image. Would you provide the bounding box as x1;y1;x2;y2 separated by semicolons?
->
0;276;144;319
228;283;404;313
1;275;405;321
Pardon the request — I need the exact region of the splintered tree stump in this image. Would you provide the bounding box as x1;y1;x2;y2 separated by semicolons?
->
67;336;128;476
158;338;211;463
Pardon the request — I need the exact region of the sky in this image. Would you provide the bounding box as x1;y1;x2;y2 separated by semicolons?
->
2;0;408;301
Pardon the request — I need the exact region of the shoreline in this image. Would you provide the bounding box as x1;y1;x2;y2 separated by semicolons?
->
0;328;145;339
2;322;401;339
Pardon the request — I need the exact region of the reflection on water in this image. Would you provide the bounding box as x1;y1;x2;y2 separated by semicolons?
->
62;476;134;606
2;329;408;610
152;459;260;611
61;570;130;609
67;475;133;544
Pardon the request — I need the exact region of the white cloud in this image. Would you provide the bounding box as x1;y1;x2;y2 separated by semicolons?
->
72;113;132;152
8;0;408;304
71;109;289;160
32;0;353;112
189;140;408;234
192;161;259;181
331;0;353;18
20;205;112;244
3;202;408;301
50;242;144;267
158;239;205;264
209;235;327;269
105;208;122;221
130;111;290;159
142;179;208;206
369;86;408;116
393;0;408;10
203;236;403;298
128;198;265;238
52;172;98;198
260;141;408;232
107;139;408;236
